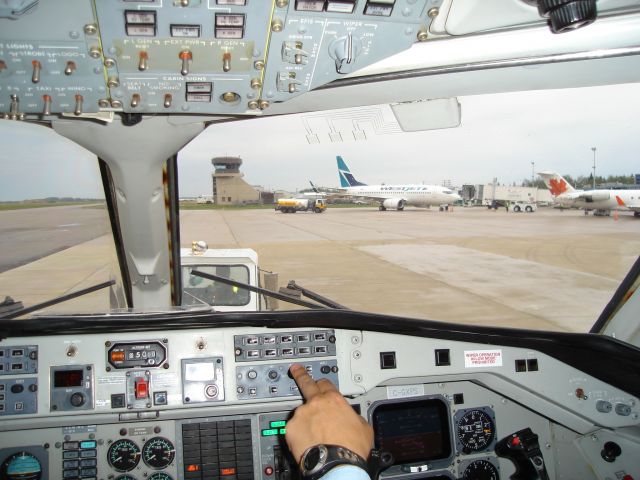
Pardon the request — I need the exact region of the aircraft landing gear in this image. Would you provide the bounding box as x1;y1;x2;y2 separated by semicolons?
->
379;205;386;211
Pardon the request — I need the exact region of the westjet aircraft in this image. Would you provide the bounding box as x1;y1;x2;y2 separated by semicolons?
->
539;171;640;217
336;156;461;211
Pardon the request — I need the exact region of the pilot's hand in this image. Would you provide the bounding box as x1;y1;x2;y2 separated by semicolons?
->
285;363;374;466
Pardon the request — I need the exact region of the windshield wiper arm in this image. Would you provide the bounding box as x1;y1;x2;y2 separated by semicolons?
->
190;270;335;310
284;280;348;309
1;280;115;320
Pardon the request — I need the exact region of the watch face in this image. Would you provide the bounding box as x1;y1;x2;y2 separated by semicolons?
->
304;447;321;471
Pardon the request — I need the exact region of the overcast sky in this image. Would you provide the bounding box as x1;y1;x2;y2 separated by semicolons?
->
1;82;639;201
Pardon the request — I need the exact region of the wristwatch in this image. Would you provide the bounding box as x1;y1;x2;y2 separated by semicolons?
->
301;445;368;480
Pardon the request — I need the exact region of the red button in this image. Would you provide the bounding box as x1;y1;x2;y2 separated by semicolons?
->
135;379;148;399
264;466;274;476
511;436;521;446
622;475;633;480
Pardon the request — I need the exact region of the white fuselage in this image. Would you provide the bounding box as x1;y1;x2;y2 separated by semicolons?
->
555;189;640;211
343;184;460;206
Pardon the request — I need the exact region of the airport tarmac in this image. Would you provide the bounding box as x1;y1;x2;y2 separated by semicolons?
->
1;205;638;333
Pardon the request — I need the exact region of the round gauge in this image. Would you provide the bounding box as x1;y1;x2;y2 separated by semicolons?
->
108;439;141;472
1;452;42;480
148;473;173;480
462;460;499;480
456;409;496;453
142;437;176;469
115;476;137;480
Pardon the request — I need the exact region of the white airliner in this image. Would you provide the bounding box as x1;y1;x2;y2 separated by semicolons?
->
538;171;640;217
333;156;461;211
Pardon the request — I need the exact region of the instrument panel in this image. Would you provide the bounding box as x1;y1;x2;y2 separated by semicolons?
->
1;324;639;480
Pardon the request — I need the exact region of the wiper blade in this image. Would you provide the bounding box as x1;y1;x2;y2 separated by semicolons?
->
1;280;115;320
284;280;348;309
190;270;335;310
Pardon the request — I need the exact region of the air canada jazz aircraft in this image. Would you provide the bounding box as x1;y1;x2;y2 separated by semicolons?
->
335;156;461;211
538;171;640;217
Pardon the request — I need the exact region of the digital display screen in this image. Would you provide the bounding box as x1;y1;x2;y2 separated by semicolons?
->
54;369;84;388
372;399;451;464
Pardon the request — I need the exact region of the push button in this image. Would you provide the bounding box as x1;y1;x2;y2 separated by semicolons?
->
135;379;149;399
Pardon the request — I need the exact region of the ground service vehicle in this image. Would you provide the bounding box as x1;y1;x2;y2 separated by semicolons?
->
1;2;640;480
181;243;262;312
276;198;326;213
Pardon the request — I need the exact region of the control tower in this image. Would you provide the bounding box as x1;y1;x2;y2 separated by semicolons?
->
211;156;260;205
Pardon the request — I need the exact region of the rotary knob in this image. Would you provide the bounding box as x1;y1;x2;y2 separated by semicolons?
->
328;34;362;74
70;392;85;407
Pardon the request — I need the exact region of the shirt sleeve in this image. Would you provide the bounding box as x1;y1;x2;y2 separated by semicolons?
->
319;465;371;480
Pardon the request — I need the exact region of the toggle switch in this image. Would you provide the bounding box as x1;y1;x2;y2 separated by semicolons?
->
130;93;141;108
31;60;41;83
164;93;172;108
222;52;231;72
42;95;51;115
64;61;76;76
179;50;192;76
9;94;19;118
74;94;83;116
138;51;148;71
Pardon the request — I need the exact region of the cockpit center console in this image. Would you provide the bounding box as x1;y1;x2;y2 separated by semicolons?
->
0;322;638;480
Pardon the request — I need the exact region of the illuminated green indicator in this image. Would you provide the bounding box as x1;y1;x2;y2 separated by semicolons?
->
261;429;279;436
270;421;286;428
279;428;286;435
80;441;97;449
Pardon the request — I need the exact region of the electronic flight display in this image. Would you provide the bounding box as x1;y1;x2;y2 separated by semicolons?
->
371;397;452;465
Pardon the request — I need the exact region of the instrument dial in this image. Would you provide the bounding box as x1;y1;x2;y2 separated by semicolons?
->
115;476;137;480
149;473;173;480
1;452;42;480
456;409;496;453
108;439;141;472
142;437;175;469
462;459;499;480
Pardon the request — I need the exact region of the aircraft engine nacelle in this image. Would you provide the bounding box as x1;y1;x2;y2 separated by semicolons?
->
584;191;611;202
383;198;405;210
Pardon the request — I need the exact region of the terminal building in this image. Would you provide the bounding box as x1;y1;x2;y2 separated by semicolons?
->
210;156;261;205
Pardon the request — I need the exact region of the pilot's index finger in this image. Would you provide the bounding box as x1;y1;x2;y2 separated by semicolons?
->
289;364;320;400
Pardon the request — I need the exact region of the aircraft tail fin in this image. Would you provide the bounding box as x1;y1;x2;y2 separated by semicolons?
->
337;156;367;188
537;171;576;197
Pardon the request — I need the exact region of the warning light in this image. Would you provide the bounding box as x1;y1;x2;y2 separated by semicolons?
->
186;464;201;472
270;421;286;428
221;468;236;476
110;351;125;362
264;466;274;476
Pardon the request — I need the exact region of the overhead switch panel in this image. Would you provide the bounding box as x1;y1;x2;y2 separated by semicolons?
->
0;0;433;116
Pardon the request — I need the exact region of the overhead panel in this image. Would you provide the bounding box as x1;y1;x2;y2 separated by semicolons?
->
0;0;441;117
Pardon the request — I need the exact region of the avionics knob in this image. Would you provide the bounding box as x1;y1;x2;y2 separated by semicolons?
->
601;441;622;463
328;34;362;74
70;392;85;407
536;0;597;33
247;370;258;380
267;370;279;381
